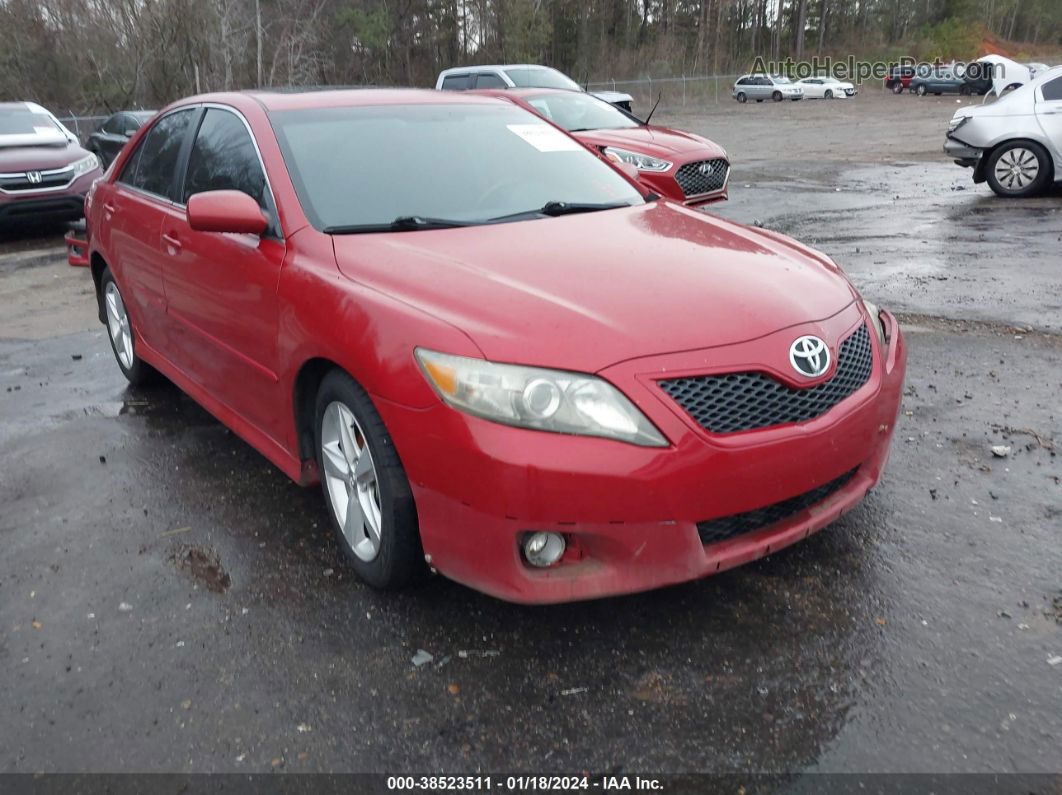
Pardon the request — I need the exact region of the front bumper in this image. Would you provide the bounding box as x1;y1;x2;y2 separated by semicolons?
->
379;305;907;603
944;135;981;167
0;170;99;225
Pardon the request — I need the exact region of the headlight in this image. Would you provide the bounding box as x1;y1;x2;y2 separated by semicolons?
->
71;154;99;177
947;115;969;134
415;348;668;447
603;147;672;173
862;300;887;346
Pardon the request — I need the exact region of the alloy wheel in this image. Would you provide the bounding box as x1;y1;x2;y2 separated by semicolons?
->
104;281;133;369
320;400;383;561
994;147;1039;191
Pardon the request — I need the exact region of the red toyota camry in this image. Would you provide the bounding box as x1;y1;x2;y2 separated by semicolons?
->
474;87;730;205
79;89;905;604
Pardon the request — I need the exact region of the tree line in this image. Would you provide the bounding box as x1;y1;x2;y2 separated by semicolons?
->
0;0;1058;115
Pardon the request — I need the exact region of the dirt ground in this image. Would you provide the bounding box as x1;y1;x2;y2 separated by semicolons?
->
1;89;1060;782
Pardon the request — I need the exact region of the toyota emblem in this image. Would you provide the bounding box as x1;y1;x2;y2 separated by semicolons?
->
789;335;830;378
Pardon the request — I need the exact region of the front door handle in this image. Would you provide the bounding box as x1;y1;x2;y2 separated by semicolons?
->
162;233;182;253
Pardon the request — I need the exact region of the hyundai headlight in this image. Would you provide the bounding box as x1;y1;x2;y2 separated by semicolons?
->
947;115;969;134
71;153;99;177
862;300;887;346
603;147;672;173
415;349;668;447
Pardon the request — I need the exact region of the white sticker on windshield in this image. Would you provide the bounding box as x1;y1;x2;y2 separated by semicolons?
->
506;123;582;152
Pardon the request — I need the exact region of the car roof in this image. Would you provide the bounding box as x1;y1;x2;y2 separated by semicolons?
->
166;88;507;113
439;64;558;75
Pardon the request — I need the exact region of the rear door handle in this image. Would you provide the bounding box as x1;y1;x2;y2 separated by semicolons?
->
162;233;182;253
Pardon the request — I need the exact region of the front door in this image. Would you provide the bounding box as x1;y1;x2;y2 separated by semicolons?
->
1035;75;1062;169
160;107;287;436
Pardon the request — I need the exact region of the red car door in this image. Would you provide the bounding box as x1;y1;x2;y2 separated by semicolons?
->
160;107;286;436
104;108;198;348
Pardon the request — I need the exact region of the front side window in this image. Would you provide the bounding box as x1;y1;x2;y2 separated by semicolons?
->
119;109;195;200
1041;76;1062;101
474;73;508;89
504;68;581;91
183;108;269;209
270;103;643;231
525;93;638;132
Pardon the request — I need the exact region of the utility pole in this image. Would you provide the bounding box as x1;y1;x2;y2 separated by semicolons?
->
256;0;263;88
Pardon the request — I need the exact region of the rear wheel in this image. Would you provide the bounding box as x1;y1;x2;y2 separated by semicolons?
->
891;82;904;95
916;84;928;96
985;141;1051;198
315;369;423;589
772;91;783;102
100;268;155;385
736;92;747;103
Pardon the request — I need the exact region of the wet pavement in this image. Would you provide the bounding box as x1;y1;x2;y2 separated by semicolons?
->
1;97;1061;777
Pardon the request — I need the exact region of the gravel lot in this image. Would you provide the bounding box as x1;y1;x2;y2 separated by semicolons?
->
1;88;1060;781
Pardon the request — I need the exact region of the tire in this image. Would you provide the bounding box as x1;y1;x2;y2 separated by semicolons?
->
891;82;904;95
824;89;833;99
916;84;927;96
985;141;1052;198
736;92;747;104
99;268;156;385
772;91;783;102
314;369;423;589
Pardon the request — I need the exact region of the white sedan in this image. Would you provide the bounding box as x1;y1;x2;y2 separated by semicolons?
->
796;77;857;99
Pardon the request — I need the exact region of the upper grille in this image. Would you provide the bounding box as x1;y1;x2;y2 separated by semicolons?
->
697;467;857;546
659;323;873;435
674;158;728;197
0;169;73;193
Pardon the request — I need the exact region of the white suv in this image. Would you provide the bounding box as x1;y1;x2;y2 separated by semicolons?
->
435;64;634;112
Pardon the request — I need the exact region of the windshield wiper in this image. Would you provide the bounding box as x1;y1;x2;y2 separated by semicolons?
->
324;215;475;234
488;200;630;223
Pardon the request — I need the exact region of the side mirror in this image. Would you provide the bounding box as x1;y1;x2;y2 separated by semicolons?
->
187;190;268;235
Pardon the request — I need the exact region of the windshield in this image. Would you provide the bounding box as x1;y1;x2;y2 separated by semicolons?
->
524;92;639;132
0;107;65;137
504;68;581;91
270;103;643;231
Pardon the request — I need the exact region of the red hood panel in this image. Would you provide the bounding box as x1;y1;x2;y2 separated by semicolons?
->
332;203;857;373
574;126;726;159
0;142;87;172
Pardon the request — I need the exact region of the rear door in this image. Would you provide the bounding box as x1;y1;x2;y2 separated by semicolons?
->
160;106;286;434
107;108;197;349
1035;75;1062;166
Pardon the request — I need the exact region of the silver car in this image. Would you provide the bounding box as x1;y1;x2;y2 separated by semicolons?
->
944;65;1062;197
732;74;804;103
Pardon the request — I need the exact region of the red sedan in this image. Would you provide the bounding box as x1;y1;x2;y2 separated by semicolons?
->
79;88;905;604
473;87;730;206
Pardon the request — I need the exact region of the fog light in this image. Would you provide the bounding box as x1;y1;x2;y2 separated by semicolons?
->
523;532;566;568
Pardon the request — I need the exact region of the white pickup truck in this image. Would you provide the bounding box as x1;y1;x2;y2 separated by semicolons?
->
435;64;634;113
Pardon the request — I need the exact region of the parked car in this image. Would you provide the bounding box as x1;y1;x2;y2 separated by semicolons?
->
475;88;729;205
79;88;905;604
0;101;103;225
944;66;1062;197
795;76;857;99
884;65;916;94
436;64;634;112
86;110;155;168
909;69;985;96
732;74;804;103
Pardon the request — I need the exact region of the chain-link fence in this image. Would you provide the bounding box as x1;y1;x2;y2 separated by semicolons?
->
56;115;108;144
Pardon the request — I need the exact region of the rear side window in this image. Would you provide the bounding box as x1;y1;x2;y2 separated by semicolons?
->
441;74;471;91
1042;76;1062;101
119;109;195;200
474;73;507;89
737;77;750;86
183;109;269;208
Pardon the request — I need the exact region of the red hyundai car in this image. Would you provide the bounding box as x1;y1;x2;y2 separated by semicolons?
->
78;89;905;604
473;87;730;205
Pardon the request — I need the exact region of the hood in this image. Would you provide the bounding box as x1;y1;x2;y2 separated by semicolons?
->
591;90;634;104
573;126;726;160
331;202;858;373
0;140;89;172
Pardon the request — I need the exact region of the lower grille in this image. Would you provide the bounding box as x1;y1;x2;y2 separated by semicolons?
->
697;467;858;546
674;158;728;197
659;323;873;435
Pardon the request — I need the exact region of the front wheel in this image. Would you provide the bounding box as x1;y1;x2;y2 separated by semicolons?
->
315;370;423;589
735;92;747;104
100;268;155;385
916;84;928;96
891;82;904;95
772;91;783;102
985;141;1051;198
824;89;834;99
